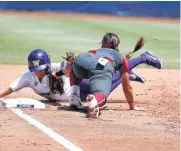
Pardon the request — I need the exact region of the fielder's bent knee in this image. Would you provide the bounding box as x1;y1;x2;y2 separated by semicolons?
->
93;92;106;107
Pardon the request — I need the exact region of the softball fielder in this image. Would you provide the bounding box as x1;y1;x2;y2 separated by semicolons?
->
67;33;162;118
74;33;162;104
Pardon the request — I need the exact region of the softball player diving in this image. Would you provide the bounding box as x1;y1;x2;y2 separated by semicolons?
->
0;34;162;114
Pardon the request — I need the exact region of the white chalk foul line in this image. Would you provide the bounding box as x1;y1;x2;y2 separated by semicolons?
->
10;108;83;151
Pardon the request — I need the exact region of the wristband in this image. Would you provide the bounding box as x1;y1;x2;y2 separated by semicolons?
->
55;69;64;77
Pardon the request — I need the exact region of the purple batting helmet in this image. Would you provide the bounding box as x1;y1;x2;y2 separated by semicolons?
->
28;49;51;72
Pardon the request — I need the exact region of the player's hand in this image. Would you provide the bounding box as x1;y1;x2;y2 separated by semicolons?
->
62;52;75;65
125;52;133;59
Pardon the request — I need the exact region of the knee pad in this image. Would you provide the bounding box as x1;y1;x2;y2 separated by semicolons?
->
93;92;106;107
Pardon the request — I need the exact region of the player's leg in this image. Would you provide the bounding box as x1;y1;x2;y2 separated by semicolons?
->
107;70;145;95
79;70;145;101
88;71;113;118
80;70;120;101
69;53;96;109
128;50;163;70
87;62;115;118
80;79;90;101
69;68;83;109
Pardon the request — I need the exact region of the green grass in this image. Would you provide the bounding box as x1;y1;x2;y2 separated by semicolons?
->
0;14;180;69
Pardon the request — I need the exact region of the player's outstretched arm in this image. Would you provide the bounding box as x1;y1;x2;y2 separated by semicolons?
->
54;52;75;79
121;71;134;110
0;86;13;98
120;58;146;111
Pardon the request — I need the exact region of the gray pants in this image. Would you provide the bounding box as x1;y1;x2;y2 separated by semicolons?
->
72;53;114;97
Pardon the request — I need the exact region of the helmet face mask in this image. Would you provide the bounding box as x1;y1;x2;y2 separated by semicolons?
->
28;49;51;74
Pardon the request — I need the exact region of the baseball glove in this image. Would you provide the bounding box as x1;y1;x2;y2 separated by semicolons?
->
125;36;146;59
62;52;75;65
49;74;64;95
133;36;145;53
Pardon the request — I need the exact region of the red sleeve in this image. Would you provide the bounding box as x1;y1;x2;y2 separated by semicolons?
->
120;57;129;73
89;50;96;54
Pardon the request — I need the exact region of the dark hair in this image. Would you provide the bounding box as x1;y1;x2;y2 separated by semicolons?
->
101;33;120;51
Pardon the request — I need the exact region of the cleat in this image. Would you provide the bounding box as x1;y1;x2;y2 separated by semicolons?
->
70;94;83;109
129;70;146;83
141;51;163;69
87;95;100;118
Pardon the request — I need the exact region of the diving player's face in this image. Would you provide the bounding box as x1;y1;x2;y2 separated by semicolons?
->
33;70;46;79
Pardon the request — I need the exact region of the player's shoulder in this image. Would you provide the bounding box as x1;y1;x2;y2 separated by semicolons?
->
19;70;32;77
96;48;111;51
50;61;66;73
96;48;123;55
14;70;33;82
51;61;66;68
22;70;34;79
96;48;120;53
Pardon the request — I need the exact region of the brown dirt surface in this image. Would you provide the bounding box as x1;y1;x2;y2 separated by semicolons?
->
0;10;180;151
0;10;180;24
0;65;180;151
